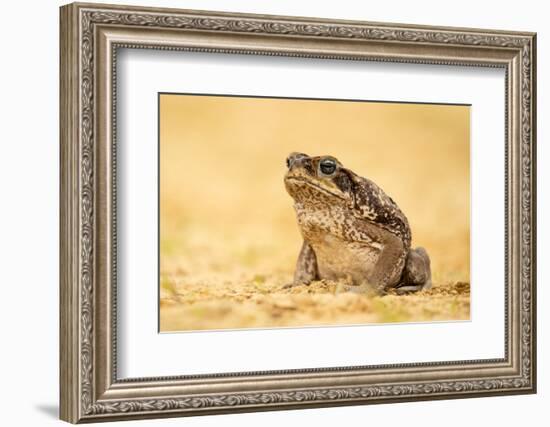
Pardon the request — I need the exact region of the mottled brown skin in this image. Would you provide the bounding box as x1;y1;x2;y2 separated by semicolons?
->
284;152;432;294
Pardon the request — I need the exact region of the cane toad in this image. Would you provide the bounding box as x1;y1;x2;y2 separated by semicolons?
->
284;152;432;294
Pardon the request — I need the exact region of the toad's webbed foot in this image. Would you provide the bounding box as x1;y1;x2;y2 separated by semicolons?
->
394;247;432;294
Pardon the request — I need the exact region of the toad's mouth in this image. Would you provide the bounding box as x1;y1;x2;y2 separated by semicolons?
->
285;176;348;201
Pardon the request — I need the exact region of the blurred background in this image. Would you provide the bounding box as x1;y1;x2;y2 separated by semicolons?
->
160;93;470;331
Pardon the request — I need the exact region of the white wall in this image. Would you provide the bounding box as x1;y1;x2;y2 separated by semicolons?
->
0;0;545;425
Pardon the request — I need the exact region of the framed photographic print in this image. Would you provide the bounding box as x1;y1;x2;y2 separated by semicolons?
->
60;2;537;423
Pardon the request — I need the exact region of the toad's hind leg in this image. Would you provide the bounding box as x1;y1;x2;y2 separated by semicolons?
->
394;247;432;294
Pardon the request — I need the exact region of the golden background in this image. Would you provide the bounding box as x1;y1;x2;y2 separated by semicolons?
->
160;94;470;331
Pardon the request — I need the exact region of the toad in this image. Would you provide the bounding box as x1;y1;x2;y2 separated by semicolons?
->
284;152;432;294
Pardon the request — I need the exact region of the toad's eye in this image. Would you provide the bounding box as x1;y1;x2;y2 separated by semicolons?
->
286;157;291;169
319;158;337;175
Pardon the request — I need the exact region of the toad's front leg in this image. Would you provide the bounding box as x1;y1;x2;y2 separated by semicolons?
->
287;240;319;287
367;232;408;294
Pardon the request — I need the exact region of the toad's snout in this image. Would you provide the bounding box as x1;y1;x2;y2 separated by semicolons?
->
286;152;309;170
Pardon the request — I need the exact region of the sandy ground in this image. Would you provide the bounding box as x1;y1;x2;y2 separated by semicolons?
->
159;95;470;332
159;223;470;331
160;277;470;332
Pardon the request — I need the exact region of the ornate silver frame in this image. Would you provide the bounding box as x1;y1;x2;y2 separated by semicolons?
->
60;2;537;423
